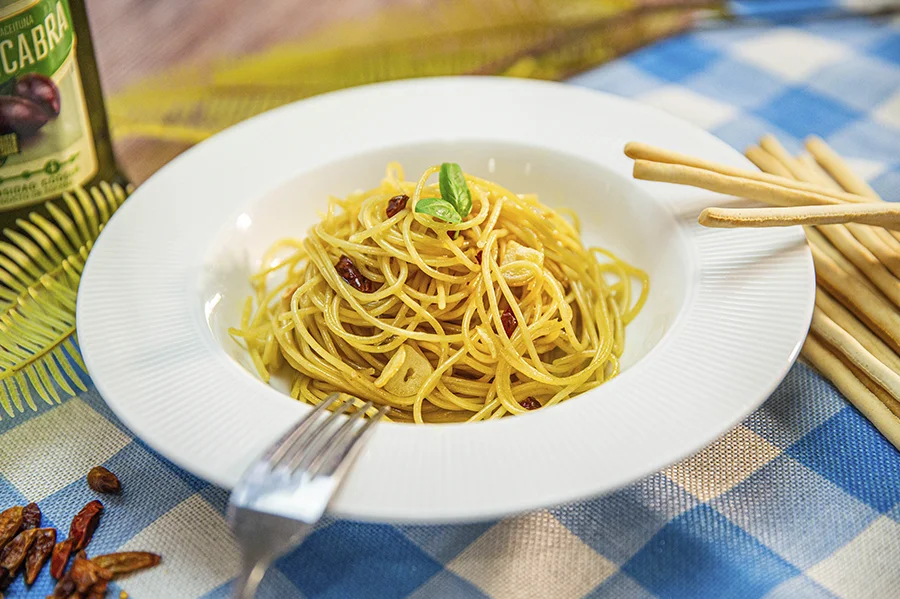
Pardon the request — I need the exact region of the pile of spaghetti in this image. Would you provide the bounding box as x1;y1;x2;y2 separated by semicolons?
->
231;163;648;423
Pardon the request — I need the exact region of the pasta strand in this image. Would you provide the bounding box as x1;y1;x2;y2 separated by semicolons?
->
231;164;649;422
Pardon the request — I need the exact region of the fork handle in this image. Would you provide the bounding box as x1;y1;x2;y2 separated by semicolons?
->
232;559;272;599
230;519;316;599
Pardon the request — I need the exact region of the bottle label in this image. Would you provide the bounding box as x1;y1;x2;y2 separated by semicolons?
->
0;0;97;210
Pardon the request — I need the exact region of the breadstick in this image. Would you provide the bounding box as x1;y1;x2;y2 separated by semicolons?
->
746;150;893;300
632;160;845;207
806;136;882;200
844;224;900;280
810;242;900;354
759;134;812;182
818;224;900;306
806;227;884;299
752;137;900;445
626;141;869;203
784;146;900;288
798;153;841;189
812;308;900;407
851;364;900;419
753;143;900;285
802;334;900;451
816;288;900;374
806;135;900;245
745;145;793;178
699;203;900;230
820;333;900;419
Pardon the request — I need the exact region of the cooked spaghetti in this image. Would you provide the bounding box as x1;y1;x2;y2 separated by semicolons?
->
230;163;649;423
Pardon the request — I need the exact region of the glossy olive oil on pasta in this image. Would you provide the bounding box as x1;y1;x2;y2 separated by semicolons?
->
232;164;648;424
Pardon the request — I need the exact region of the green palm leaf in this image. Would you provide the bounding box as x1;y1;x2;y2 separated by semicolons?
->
0;181;131;419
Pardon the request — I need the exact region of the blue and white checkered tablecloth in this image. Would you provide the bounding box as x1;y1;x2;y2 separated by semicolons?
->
3;5;900;599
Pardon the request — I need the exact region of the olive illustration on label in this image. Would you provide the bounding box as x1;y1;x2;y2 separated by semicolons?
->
0;96;50;138
14;74;61;117
0;73;62;140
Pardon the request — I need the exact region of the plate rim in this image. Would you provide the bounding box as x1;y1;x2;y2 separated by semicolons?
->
77;76;814;523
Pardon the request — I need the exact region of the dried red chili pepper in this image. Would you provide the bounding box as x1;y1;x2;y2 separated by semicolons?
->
66;555;112;594
24;527;55;584
50;538;73;579
69;500;103;550
87;578;109;599
21;502;41;530
386;194;408;218
91;551;161;575
520;397;542;410
336;255;377;293
0;528;38;583
51;572;76;598
500;308;517;338
0;506;23;550
88;467;121;495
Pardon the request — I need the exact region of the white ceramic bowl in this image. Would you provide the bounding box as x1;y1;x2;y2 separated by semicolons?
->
77;77;814;523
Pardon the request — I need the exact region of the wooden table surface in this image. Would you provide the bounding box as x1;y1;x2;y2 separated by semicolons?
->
83;0;413;182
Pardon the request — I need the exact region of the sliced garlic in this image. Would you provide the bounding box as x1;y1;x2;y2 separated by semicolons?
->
373;346;407;389
500;240;544;286
382;345;433;397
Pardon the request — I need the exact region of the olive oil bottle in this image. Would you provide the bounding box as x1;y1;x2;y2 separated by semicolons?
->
0;0;122;228
0;0;126;418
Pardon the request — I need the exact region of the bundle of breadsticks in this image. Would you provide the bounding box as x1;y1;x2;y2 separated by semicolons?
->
626;135;900;451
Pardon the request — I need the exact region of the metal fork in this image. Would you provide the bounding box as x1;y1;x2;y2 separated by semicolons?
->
227;394;388;599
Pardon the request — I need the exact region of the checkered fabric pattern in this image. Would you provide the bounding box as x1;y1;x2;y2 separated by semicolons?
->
3;6;900;599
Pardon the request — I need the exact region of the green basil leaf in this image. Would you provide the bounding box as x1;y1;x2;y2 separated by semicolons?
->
414;197;462;224
439;162;472;218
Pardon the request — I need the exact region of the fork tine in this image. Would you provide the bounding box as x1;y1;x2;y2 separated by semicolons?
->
299;401;372;476
266;394;338;469
280;399;355;473
228;394;386;599
308;404;389;480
